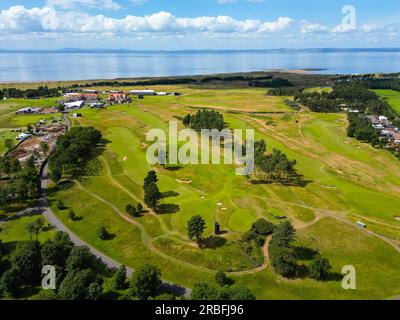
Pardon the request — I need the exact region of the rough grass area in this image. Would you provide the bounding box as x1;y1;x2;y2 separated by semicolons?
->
3;83;398;299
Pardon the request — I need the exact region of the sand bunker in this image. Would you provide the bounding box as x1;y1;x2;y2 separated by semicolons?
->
176;179;192;184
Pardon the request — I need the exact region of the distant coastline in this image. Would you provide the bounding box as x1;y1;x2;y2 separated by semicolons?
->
0;48;400;54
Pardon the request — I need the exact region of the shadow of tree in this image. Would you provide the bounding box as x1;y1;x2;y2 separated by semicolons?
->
294;246;319;261
161;191;180;199
250;173;313;187
160;282;187;298
156;204;180;214
326;272;343;282
164;166;183;171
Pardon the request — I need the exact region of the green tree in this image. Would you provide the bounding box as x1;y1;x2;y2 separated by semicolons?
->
87;281;103;300
269;245;298;278
191;282;220;300
187;215;206;242
112;265;127;290
137;202;143;213
130;264;162;300
144;182;161;210
309;256;332;280
50;166;62;184
0;268;21;297
58;269;103;300
10;158;21;175
251;218;274;236
41;232;73;268
11;241;42;285
65;246;97;273
68;209;76;221
220;286;256;300
144;170;158;185
26;217;45;240
98;226;109;240
215;271;230;287
125;204;138;216
272;221;296;248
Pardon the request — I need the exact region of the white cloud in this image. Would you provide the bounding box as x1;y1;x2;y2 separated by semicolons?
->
131;0;148;5
361;24;378;33
0;6;294;35
258;17;293;33
299;20;328;34
0;4;397;49
217;0;237;4
46;0;121;11
331;22;356;33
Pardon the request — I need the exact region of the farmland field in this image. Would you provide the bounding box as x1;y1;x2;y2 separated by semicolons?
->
1;84;400;299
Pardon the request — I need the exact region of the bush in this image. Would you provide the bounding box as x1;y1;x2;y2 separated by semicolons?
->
219;286;256;300
125;204;138;217
68;209;76;221
98;226;109;240
269;244;298;278
130;264;162;300
309;256;332;280
0;268;21;297
215;271;230;287
112;265;127;290
58;269;103;300
251;219;274;236
191;282;220;300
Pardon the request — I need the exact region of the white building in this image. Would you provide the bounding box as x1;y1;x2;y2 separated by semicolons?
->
15;107;43;115
129;89;156;96
16;133;32;141
379;116;389;123
64;100;84;110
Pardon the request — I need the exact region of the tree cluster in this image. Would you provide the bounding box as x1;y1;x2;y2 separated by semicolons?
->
347;113;384;147
267;88;303;96
295;82;400;123
242;218;274;247
0;156;39;206
252;140;299;184
191;271;255;300
268;221;332;280
48;127;102;181
182;110;225;131
0;232;105;300
0;86;60;99
268;221;298;278
249;78;293;88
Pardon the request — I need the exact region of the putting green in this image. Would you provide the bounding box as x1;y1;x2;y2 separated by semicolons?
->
36;85;400;299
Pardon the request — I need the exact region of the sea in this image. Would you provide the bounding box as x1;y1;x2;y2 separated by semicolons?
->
0;49;400;82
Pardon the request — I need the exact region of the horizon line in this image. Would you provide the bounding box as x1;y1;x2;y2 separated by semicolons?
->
1;47;400;53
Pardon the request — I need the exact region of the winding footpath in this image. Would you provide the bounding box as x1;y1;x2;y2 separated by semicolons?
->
38;115;191;297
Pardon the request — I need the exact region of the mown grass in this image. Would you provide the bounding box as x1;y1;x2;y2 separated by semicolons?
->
374;89;400;115
19;84;400;299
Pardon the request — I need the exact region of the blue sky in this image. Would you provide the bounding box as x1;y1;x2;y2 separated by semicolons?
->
0;0;398;49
